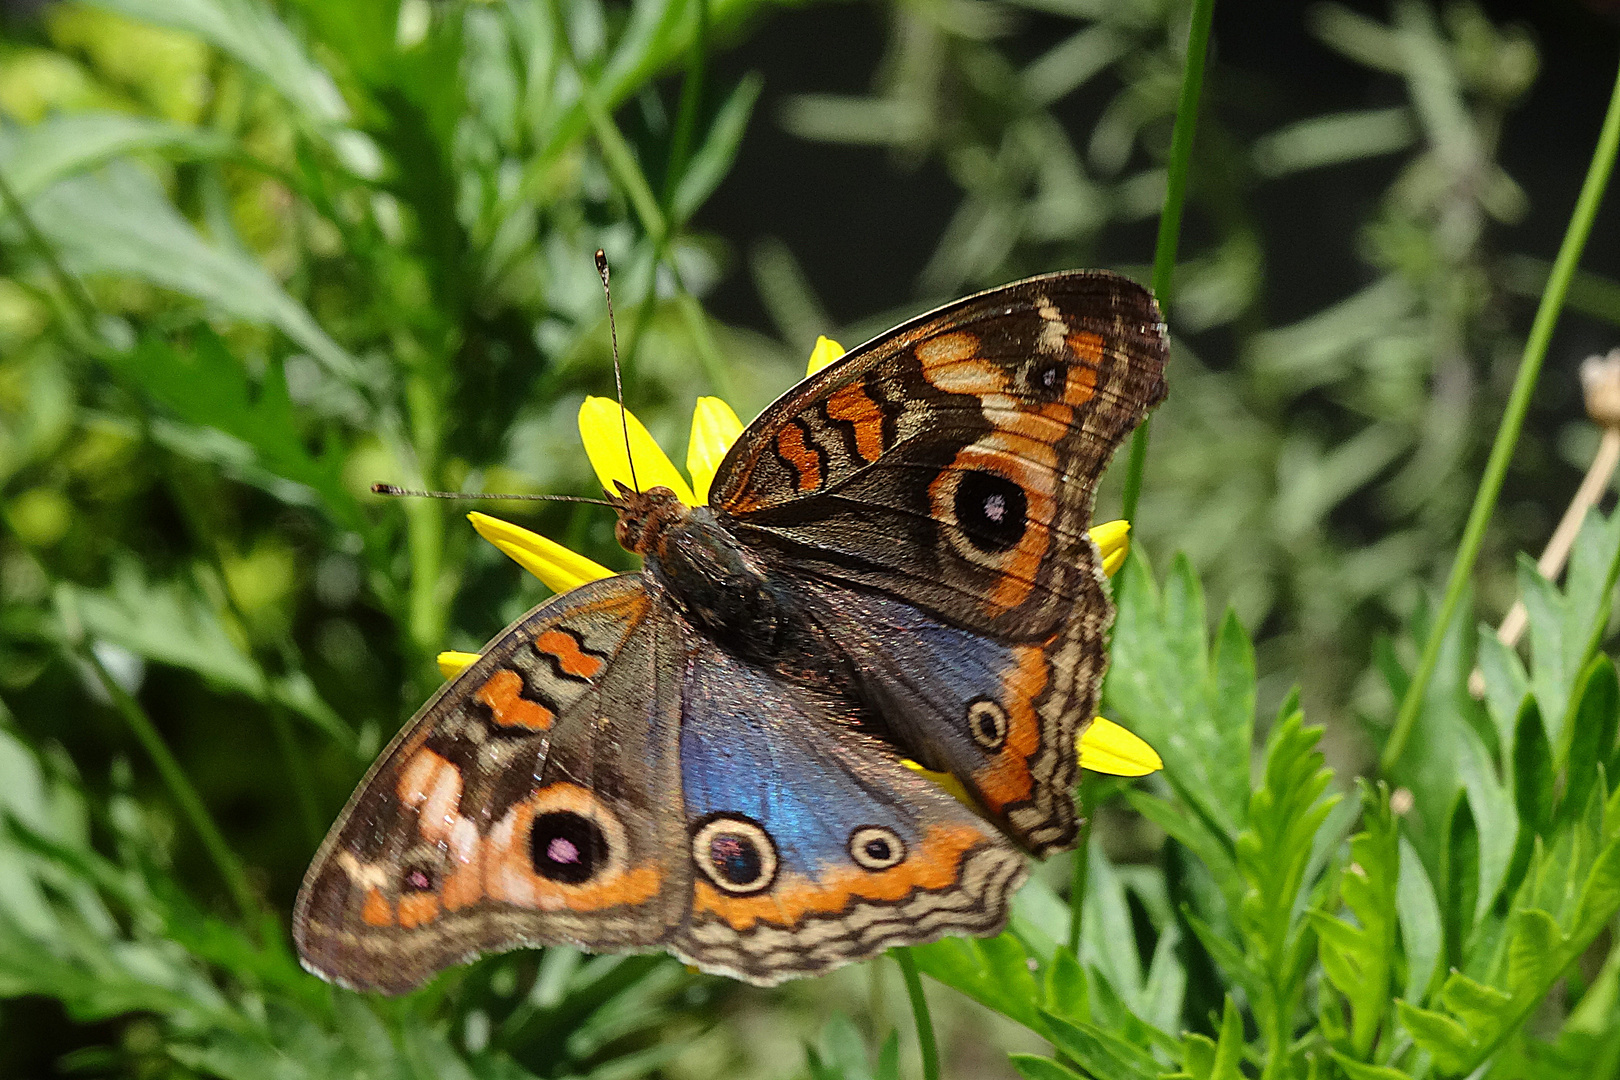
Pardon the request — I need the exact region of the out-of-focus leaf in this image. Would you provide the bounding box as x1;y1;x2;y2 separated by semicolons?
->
0;113;230;201
672;73;762;223
101;331;363;532
85;0;349;124
56;561;350;743
1252;107;1416;176
21;163;358;382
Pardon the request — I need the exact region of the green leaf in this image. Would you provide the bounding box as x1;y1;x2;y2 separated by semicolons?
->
1235;713;1338;974
1043;947;1087;1022
1037;1009;1160;1080
1313;782;1398;1056
1010;1055;1087;1080
1517;509;1620;758
101;332;363;532
671;73;763;223
1561;656;1619;824
57;560;351;745
1512;699;1556;837
1328;1052;1415;1080
1104;554;1254;838
26;164;358;382
1475;627;1530;753
0;113;231;202
908;934;1040;1030
1396;838;1444;1003
86;0;350;125
1396;1000;1475;1075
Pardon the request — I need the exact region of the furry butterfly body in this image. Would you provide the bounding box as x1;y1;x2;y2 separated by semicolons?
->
294;270;1169;992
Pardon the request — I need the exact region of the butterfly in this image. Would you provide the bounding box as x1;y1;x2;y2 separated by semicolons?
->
293;270;1169;993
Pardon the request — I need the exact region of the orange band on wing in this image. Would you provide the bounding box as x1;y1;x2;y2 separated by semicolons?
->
534;629;604;680
693;823;985;931
972;646;1046;811
362;887;394;927
397;892;440;928
776;423;823;491
825;383;886;462
476;668;554;730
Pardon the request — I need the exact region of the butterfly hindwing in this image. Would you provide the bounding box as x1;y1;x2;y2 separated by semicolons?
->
294;574;692;994
671;638;1027;984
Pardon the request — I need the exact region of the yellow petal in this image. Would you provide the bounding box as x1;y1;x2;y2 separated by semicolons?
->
578;397;696;505
902;759;975;806
468;512;614;594
1078;716;1162;777
806;336;846;376
437;651;480;679
687;397;744;504
1089;519;1130;578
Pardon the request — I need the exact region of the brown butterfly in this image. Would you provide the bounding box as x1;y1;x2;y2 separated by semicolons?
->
294;270;1169;992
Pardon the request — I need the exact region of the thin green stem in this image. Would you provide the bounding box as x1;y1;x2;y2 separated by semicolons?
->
82;646;261;926
895;949;941;1080
1119;0;1215;525
1068;778;1094;955
1382;56;1620;773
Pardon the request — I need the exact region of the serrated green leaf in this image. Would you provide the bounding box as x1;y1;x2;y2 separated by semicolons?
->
1475;627;1530;753
1104;554;1253;838
1438;970;1511;1028
1397;837;1444;1003
1512;700;1556;835
1328;1051;1415;1079
1503;909;1560;996
1397;1001;1476;1074
1562;657;1619;824
1038;1010;1160;1080
1010;1055;1087;1080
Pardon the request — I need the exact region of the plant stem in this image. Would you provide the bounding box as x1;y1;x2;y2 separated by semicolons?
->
83;646;261;926
895;949;941;1080
1120;0;1215;525
1382;57;1620;773
1068;778;1093;955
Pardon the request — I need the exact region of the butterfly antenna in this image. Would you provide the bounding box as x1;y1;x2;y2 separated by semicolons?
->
371;484;615;508
596;249;639;495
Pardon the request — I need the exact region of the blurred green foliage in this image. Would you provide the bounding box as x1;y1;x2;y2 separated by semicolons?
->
3;0;1620;1077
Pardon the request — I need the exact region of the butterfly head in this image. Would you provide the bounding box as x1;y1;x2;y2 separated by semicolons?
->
610;483;689;558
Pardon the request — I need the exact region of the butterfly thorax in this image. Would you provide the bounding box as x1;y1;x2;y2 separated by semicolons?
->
614;485;786;656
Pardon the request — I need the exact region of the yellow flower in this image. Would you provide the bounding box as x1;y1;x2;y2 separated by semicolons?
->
439;338;1160;781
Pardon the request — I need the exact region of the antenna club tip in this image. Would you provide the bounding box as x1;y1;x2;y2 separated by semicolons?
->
371;482;402;495
594;249;609;279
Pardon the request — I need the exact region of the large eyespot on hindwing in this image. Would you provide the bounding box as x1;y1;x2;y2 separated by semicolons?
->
848;826;907;871
966;697;1009;751
483;782;659;909
531;810;610;885
693;814;779;896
